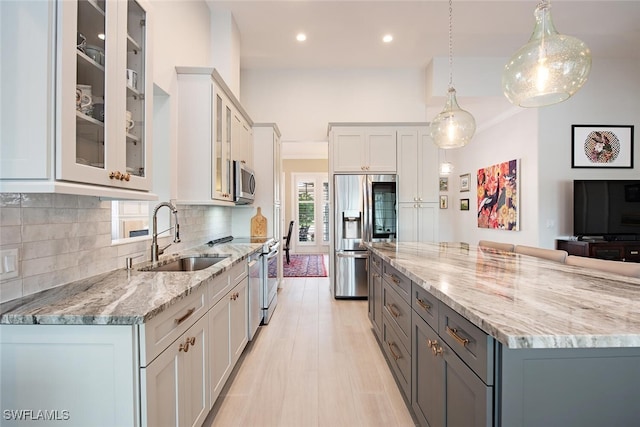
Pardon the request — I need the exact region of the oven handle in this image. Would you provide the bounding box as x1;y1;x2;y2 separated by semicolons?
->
336;251;369;259
265;248;279;259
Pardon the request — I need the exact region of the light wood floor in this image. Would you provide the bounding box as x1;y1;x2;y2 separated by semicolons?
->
204;275;417;427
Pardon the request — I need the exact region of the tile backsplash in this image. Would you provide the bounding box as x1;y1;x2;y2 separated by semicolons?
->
0;194;232;303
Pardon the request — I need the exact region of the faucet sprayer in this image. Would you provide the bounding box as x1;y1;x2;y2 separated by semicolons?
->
151;202;181;262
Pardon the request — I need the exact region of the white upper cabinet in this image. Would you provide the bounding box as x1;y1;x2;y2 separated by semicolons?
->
397;128;439;203
176;68;253;204
330;125;397;173
0;0;154;198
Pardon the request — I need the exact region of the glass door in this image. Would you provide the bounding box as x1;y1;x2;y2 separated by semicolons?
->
293;173;330;252
75;0;108;173
124;0;147;180
370;179;397;239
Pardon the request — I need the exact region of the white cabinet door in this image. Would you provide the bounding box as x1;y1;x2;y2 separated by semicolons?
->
209;292;231;407
397;128;438;203
182;314;209;427
231;112;252;167
331;126;396;173
142;314;209;427
1;324;137;427
57;0;152;191
332;128;366;172
213;86;233;202
142;338;180;426
419;130;439;203
366;128;397;172
398;202;438;243
230;279;249;364
398;130;420;203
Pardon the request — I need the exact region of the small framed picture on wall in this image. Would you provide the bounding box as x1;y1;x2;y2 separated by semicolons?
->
439;177;449;192
440;195;448;209
460;198;469;211
460;173;470;192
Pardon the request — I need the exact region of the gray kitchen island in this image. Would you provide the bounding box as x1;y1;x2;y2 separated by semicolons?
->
366;241;640;427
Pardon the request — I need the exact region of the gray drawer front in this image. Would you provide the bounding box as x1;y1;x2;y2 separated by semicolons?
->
382;281;411;353
370;253;383;273
411;283;439;331
382;315;411;399
439;303;494;385
383;263;411;303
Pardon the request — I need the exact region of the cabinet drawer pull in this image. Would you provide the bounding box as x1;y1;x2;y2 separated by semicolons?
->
179;341;189;353
416;298;431;311
387;303;400;318
388;342;402;361
385;273;401;285
446;326;470;347
175;307;196;325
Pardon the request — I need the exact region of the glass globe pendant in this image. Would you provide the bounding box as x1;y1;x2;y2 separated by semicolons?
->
431;87;476;149
502;0;591;108
430;0;476;149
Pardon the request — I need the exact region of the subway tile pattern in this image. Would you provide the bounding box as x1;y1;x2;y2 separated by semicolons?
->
0;194;232;303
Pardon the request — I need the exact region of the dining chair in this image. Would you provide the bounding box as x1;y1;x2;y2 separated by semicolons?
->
515;245;568;263
565;255;640;278
283;220;294;264
478;240;515;252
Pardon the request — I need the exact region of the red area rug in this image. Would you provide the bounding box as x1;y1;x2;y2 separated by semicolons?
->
268;254;327;277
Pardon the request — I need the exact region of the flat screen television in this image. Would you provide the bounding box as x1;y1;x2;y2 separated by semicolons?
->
573;180;640;240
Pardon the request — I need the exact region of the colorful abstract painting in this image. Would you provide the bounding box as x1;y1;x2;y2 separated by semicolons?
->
477;159;519;231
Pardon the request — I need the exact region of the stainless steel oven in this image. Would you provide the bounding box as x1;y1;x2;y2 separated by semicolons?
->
261;240;280;324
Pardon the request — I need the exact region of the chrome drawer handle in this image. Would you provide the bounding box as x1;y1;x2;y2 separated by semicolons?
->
416;298;431;311
446;326;470;347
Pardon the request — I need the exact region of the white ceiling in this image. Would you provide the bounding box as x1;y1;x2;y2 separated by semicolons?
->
206;0;640;70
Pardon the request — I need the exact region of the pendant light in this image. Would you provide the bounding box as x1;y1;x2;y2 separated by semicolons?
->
439;150;454;175
430;0;476;150
502;0;591;107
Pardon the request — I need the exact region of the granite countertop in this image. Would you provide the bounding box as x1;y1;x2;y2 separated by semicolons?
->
0;242;263;326
366;241;640;349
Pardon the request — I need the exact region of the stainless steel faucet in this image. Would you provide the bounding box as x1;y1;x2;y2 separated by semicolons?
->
151;202;181;262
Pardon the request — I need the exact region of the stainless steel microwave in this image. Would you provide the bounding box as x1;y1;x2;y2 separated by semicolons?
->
233;161;255;204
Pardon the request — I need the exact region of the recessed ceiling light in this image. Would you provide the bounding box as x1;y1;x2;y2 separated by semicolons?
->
383;34;393;43
296;33;307;42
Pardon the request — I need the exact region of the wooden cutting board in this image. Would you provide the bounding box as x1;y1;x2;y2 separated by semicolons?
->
250;207;267;237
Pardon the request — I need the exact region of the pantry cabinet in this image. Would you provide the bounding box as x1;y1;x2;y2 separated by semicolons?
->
329;125;397;173
176;67;253;204
0;0;154;197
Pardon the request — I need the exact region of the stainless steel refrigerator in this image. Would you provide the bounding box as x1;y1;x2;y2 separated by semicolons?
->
334;174;397;298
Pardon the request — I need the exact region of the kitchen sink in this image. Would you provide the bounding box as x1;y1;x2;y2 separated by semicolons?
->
140;255;230;272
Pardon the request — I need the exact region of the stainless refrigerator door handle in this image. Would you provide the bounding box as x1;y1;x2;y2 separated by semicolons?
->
336;252;370;259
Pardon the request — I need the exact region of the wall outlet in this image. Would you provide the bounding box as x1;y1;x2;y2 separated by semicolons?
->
0;248;19;281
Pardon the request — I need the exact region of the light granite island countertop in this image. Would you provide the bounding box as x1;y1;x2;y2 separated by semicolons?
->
366;241;640;349
0;241;263;325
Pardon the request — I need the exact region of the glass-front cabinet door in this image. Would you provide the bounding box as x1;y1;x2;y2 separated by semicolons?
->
212;87;232;201
57;0;151;191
